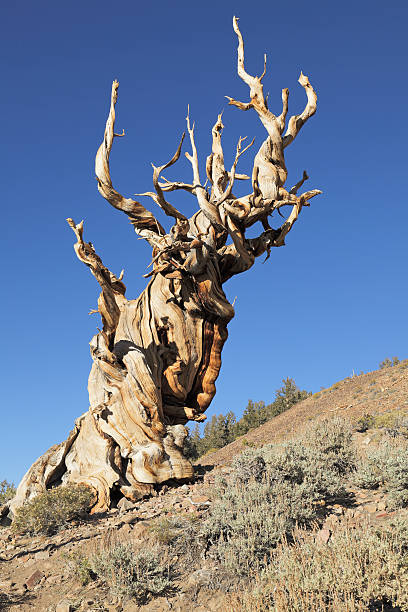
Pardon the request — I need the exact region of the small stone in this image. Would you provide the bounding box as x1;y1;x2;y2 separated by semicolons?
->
316;528;331;544
377;500;387;511
179;484;190;494
117;498;137;512
131;523;149;539
191;495;210;504
35;550;50;560
25;569;44;590
56;601;74;612
0;579;15;589
123;514;140;525
14;587;27;596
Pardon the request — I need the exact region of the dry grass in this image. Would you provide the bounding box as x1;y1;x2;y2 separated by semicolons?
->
240;518;408;611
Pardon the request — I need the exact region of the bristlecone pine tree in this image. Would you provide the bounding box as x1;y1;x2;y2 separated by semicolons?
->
6;17;321;515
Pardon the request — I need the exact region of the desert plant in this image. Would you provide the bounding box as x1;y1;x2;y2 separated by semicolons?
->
353;438;408;508
11;484;93;535
353;452;384;490
231;449;266;483
204;418;355;578
354;413;375;432
91;542;174;603
64;552;96;586
0;480;16;505
241;519;408;611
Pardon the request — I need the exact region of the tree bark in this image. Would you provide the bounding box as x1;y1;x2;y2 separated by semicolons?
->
7;17;321;515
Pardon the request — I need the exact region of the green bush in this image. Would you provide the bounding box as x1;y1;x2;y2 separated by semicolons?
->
241;519;408;611
0;480;16;505
91;543;174;603
12;484;93;535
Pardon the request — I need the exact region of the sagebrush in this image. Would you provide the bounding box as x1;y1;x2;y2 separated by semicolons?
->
240;518;408;611
204;418;356;577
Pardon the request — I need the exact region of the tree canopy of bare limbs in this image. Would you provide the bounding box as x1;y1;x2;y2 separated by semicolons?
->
6;17;321;515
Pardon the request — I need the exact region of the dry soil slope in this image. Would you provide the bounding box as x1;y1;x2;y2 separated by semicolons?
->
198;361;408;467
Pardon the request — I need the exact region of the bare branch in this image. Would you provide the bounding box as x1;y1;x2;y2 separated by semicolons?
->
149;134;188;221
185;108;224;228
95;80;165;243
67;218;126;359
158;177;196;194
225;97;252;111
290;170;309;195
216;135;255;206
277;88;289;134
283;72;317;148
206;113;228;200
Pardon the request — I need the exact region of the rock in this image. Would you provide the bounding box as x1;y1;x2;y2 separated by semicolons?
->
377;500;387;511
0;579;15;589
190;495;211;508
35;550;50;560
180;484;190;494
25;569;44;590
123;514;140;525
131;522;149;540
56;601;74;612
316;529;331;544
117;498;137;512
117;523;133;536
47;575;62;585
181;568;215;592
0;514;12;527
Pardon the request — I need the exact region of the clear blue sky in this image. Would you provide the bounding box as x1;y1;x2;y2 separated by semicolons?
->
2;0;407;484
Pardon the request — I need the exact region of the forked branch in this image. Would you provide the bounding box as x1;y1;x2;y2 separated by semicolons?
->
283;72;317;148
185;108;224;228
95;80;165;245
136;134;188;221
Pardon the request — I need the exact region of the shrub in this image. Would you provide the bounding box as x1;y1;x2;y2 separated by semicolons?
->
91;542;174;603
231;449;266;483
354;413;375;432
12;484;93;535
203;418;355;578
0;480;16;505
65;552;96;585
353;451;384;489
241;519;408;611
383;447;408;509
354;438;408;508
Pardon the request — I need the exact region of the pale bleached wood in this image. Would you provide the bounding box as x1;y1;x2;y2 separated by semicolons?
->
8;18;322;516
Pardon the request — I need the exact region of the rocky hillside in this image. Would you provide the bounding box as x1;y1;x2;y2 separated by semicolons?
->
1;361;408;611
198;360;408;467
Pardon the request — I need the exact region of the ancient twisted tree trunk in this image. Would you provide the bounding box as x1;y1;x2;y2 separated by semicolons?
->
7;18;321;515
